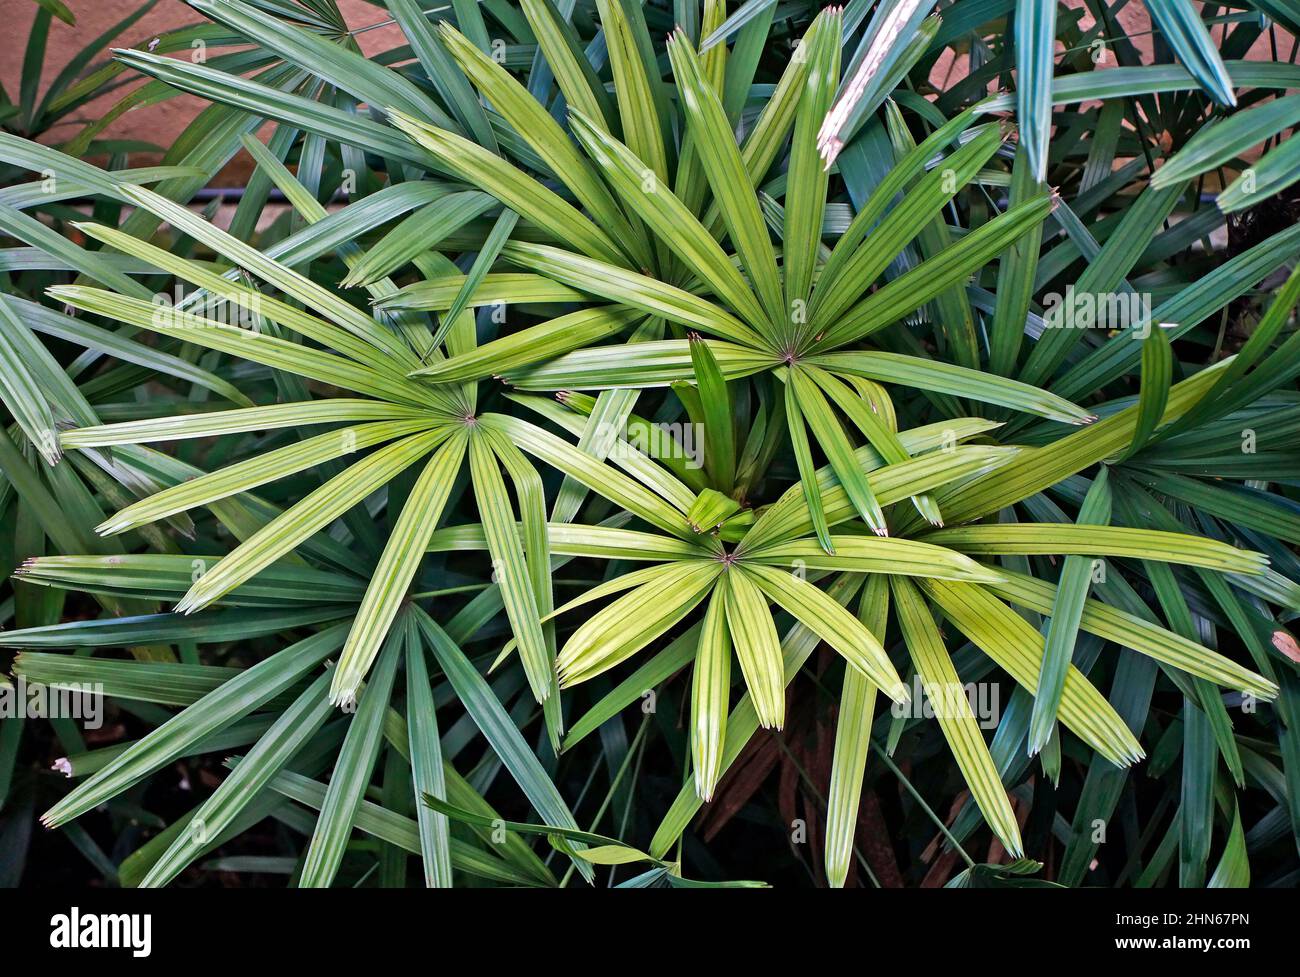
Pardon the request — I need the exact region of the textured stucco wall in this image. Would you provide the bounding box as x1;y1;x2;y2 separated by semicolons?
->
0;0;404;182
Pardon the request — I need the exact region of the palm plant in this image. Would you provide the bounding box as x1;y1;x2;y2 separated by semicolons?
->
1;0;1299;890
389;11;1094;549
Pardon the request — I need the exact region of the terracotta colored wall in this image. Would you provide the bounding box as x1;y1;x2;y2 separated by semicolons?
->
0;0;404;182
